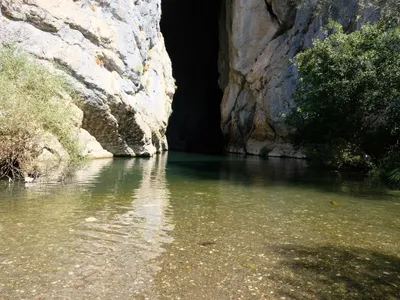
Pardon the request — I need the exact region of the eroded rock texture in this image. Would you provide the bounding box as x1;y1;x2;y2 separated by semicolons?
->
0;0;174;156
219;0;374;157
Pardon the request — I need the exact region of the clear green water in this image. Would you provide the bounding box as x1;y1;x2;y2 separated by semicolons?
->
0;153;399;299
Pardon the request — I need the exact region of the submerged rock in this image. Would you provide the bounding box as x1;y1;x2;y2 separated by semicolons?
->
85;217;98;223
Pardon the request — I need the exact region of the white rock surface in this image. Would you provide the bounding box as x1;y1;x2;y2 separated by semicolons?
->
78;129;113;159
0;0;174;156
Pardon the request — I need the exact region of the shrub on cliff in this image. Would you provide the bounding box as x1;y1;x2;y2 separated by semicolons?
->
0;46;82;179
287;21;400;184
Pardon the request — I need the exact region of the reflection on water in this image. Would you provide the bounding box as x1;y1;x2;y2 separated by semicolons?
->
0;153;399;299
0;156;172;299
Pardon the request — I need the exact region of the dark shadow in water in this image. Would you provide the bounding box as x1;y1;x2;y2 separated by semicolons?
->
2;153;395;205
166;152;396;199
267;244;400;300
166;152;307;183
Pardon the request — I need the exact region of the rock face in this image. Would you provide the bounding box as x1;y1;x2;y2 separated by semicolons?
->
219;0;375;157
0;0;379;158
0;0;174;156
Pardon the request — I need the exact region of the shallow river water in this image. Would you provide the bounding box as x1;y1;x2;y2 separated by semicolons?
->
0;153;399;299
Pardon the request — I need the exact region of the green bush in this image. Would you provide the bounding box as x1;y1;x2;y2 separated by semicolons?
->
369;145;400;185
287;21;400;184
0;46;82;179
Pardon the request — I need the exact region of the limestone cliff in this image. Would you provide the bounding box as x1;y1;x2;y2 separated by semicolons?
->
219;0;377;157
0;0;380;159
0;0;174;157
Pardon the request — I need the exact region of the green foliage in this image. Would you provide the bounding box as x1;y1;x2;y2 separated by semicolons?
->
0;46;82;178
389;168;400;184
287;21;400;184
369;145;400;185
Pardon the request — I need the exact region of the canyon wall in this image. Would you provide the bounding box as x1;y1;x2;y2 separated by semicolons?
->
219;0;376;157
0;0;379;158
0;0;174;157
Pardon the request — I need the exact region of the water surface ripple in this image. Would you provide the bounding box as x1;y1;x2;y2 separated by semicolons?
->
0;153;399;299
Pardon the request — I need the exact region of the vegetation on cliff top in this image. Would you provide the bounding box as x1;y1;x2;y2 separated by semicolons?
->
0;46;82;179
287;21;400;185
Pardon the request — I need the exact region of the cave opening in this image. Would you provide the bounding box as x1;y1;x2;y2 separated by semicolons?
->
161;0;224;154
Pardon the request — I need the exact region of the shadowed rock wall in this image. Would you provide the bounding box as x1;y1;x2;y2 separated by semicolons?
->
219;0;377;157
161;0;223;154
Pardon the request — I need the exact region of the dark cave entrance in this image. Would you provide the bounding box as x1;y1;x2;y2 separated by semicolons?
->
161;0;224;154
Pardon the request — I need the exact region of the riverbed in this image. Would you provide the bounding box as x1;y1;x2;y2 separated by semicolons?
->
0;153;399;299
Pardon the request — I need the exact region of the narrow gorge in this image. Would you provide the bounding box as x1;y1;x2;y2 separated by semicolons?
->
161;0;223;154
1;2;399;298
0;0;378;158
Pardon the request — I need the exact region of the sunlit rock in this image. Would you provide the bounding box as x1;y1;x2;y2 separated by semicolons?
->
0;0;174;156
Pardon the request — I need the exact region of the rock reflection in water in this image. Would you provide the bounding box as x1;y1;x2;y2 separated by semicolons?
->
0;155;172;299
0;153;399;300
